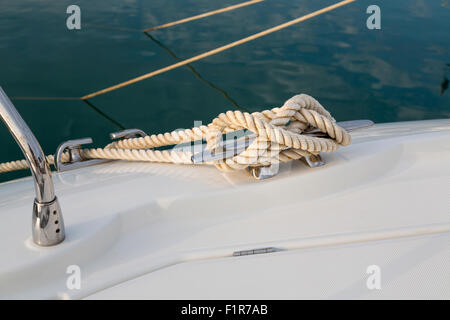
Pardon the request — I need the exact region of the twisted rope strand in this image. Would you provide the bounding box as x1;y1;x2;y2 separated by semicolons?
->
0;94;350;174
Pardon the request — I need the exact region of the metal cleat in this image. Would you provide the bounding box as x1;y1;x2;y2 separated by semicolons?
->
110;128;147;140
247;164;279;180
302;154;326;168
191;134;256;164
55;138;110;172
55;129;148;172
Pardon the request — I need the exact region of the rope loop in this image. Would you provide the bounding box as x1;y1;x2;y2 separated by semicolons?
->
201;94;350;170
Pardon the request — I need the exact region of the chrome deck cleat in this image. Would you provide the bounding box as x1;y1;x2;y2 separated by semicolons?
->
191;135;255;164
109;128;147;140
302;154;326;168
193;120;374;179
55;138;109;172
247;165;279;180
55;129;147;172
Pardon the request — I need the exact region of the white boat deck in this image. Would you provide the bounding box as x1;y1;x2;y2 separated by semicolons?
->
0;119;449;299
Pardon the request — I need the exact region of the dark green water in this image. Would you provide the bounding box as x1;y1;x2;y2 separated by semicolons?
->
0;0;449;182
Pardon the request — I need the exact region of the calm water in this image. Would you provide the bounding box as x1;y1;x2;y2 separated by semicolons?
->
0;0;449;182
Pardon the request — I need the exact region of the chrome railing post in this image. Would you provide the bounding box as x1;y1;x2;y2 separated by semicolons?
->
0;87;64;246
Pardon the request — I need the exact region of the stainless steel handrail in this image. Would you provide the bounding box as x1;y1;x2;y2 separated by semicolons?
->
0;87;64;246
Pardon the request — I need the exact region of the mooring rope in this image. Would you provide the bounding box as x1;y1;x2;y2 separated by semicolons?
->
10;97;80;101
81;0;357;100
0;94;351;173
142;0;265;32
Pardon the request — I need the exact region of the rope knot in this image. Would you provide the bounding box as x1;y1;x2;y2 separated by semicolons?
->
203;94;351;171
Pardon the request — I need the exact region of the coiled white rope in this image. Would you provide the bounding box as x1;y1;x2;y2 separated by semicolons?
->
0;94;350;174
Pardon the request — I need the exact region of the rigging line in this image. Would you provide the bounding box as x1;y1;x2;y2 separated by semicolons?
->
84;24;141;32
144;32;249;113
83;99;126;130
81;0;357;100
9;97;125;129
11;96;80;101
82;26;249;111
142;0;265;32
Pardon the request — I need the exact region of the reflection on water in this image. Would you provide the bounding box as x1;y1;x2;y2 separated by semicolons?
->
0;0;449;183
82;99;125;129
440;63;449;96
441;76;449;96
143;31;248;112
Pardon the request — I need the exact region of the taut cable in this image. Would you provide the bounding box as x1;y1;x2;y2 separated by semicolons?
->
142;0;265;32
